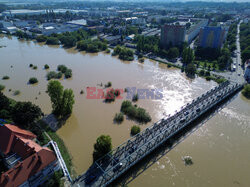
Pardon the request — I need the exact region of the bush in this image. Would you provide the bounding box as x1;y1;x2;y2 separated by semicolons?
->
46;71;62;80
93;135;112;162
59;36;76;47
105;89;115;102
139;58;144;63
121;100;132;112
47;71;57;80
114;89;121;97
205;76;213;81
2;76;9;80
13;90;21;96
131;125;140;136
56;72;63;79
105;81;112;88
46;37;59;45
242;84;250;99
29;64;33;68
199;70;205;76
0;84;5;92
185;63;196;78
29;77;38;84
33;66;38;70
44;64;50;69
65;69;72;79
57;65;68;73
215;78;227;84
121;100;151;123
183;156;193;165
205;71;211;76
36;35;47;42
135;107;151;123
105;48;110;53
119;48;134;61
132;93;138;102
114;112;124;123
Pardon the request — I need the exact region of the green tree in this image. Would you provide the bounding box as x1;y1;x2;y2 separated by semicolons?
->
93;135;112;162
46;37;59;45
185;63;196;78
47;80;74;117
0;92;10;109
182;47;194;64
47;80;64;115
36;35;47;42
114;112;124;123
242;84;250;99
60;36;76;47
131;125;141;136
29;77;38;84
113;45;122;56
168;47;179;59
61;89;75;116
12;101;43;128
241;47;250;65
0;84;5;92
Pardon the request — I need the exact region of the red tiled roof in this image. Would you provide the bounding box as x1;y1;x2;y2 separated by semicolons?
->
0;124;36;155
0;124;57;187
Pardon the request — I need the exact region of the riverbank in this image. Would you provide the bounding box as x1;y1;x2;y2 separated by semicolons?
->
37;119;76;178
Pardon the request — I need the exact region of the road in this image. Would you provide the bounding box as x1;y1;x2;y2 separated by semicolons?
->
202;20;245;84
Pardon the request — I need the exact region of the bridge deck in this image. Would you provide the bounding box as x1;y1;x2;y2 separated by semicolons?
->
73;81;243;187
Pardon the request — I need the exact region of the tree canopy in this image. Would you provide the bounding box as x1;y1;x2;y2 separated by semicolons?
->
47;80;75;118
12;101;43;128
93;135;112;162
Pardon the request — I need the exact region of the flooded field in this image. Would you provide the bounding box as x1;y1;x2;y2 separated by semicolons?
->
1;36;250;186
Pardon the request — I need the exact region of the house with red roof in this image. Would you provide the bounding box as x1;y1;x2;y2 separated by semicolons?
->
0;124;60;187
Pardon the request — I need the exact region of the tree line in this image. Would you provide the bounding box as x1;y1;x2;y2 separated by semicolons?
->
240;23;250;65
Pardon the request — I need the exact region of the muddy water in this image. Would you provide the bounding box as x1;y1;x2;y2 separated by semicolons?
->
1;36;250;186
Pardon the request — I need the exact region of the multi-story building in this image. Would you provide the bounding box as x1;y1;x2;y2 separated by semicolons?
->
0;124;60;187
160;24;186;48
244;59;250;83
185;19;208;44
198;26;227;49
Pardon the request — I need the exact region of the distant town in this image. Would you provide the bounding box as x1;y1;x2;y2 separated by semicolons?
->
0;1;250;187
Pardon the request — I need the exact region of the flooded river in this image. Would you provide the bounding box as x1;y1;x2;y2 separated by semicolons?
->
1;36;250;186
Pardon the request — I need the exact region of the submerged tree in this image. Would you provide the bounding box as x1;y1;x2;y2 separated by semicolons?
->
93;135;112;162
47;80;74;117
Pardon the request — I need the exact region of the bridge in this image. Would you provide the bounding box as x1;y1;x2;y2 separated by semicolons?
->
46;141;73;183
73;81;244;187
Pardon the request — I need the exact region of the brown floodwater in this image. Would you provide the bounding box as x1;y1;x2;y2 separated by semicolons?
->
1;36;250;186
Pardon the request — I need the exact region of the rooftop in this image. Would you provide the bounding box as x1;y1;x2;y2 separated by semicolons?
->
0;124;57;187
